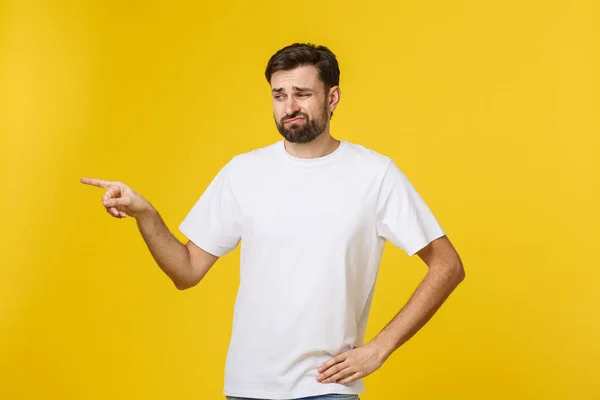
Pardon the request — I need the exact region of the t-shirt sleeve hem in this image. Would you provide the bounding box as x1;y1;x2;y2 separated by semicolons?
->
405;228;447;257
178;222;229;258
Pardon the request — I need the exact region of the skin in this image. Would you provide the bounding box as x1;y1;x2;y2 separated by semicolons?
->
80;63;465;388
270;65;341;159
77;179;218;290
271;66;465;386
316;235;465;384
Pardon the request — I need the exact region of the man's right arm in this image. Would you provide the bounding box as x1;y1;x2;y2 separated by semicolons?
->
136;207;219;290
80;177;218;290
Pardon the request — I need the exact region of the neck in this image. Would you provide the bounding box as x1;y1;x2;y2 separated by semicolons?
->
284;131;340;159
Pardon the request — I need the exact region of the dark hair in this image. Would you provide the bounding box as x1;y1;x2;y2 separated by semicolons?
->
265;43;340;91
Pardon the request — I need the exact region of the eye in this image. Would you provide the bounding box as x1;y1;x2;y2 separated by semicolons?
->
298;93;310;98
274;94;285;101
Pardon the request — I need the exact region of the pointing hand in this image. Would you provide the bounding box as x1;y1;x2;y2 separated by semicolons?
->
80;178;152;219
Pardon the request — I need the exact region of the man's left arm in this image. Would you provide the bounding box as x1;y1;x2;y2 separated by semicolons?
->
317;235;465;385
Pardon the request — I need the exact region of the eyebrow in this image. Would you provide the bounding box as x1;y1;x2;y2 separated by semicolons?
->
272;86;314;94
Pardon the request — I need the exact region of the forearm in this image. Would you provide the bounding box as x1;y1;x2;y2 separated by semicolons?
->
372;262;465;359
135;206;193;287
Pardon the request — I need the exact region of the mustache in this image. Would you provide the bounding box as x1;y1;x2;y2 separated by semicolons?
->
282;112;308;122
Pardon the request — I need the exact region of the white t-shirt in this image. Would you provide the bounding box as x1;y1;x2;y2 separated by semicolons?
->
179;140;445;399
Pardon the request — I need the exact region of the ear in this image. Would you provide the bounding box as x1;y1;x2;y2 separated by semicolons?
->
328;86;341;115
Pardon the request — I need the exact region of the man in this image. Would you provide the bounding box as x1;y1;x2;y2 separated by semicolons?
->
81;43;465;400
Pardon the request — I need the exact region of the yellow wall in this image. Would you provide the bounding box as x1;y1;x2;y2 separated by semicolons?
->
1;0;598;398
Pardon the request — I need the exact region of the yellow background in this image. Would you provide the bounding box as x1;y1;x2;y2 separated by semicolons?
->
1;0;598;399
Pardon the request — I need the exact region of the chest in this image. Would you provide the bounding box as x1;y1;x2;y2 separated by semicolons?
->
239;170;378;245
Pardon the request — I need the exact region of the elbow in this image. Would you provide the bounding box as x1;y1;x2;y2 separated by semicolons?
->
173;277;200;291
172;260;206;291
454;261;466;284
174;282;192;291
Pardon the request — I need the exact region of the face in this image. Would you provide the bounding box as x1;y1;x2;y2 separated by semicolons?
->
270;65;334;143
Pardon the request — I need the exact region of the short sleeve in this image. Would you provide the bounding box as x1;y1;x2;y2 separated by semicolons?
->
179;159;242;257
376;160;446;256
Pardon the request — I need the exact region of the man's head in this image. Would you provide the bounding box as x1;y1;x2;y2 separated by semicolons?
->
265;43;341;143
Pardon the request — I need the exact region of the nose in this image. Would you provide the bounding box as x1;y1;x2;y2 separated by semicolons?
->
285;96;301;116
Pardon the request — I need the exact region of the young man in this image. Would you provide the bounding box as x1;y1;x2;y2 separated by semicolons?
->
81;43;465;400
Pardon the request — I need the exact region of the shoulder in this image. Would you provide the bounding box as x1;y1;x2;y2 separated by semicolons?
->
219;141;282;180
341;141;394;172
232;141;280;162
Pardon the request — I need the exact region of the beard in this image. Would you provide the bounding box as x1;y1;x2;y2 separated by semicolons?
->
275;101;329;144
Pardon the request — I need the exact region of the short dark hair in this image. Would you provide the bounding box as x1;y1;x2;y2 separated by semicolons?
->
265;43;340;91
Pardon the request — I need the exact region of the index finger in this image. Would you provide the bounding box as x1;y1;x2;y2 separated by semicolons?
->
318;353;347;372
80;177;112;189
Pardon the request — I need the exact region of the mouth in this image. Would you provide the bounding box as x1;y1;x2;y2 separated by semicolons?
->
284;117;305;124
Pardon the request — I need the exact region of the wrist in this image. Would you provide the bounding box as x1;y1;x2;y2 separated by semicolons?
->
134;201;156;221
370;335;395;362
